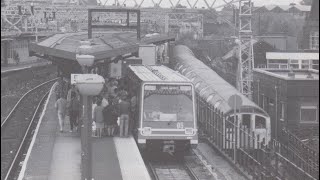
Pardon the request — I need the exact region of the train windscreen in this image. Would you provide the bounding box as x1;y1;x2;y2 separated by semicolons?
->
142;84;194;122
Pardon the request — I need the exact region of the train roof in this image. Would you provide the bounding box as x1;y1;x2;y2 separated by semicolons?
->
173;45;269;117
128;65;191;83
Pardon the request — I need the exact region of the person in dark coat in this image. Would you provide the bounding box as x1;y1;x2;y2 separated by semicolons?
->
68;92;81;132
103;102;116;136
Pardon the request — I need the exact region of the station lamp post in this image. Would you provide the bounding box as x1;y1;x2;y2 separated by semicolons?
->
75;42;105;180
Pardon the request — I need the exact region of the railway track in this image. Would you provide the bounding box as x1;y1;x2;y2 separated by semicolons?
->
147;153;215;180
1;79;57;180
148;160;199;180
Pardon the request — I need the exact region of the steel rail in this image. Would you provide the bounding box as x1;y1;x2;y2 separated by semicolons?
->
3;90;50;180
148;162;160;180
1;78;58;128
148;160;200;180
184;162;200;180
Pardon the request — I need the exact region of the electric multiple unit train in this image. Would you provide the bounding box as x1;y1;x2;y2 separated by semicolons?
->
126;64;198;154
171;45;271;148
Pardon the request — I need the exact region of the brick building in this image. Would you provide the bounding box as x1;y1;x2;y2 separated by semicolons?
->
252;69;319;139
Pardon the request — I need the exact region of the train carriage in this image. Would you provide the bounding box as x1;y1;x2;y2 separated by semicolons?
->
171;45;271;149
126;64;198;154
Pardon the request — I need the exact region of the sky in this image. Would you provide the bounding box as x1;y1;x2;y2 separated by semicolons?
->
98;0;305;8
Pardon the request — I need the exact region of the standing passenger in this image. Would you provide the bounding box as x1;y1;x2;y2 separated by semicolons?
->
130;94;137;130
55;95;67;132
54;77;63;101
68;92;80;132
103;102;117;136
93;99;104;138
119;96;130;137
67;84;80;102
101;92;109;108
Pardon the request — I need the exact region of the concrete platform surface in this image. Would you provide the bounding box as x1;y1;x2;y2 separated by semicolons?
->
19;83;150;180
114;137;151;180
48;133;81;180
92;137;122;180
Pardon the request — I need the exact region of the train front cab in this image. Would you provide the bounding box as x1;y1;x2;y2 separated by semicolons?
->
136;82;198;154
224;112;271;149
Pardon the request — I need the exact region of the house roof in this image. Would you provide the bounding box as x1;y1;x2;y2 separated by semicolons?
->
255;5;311;12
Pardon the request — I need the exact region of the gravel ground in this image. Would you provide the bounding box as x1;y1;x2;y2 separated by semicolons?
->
1;66;57;123
196;142;248;180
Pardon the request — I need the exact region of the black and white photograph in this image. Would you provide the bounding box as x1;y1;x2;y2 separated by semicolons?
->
1;0;319;179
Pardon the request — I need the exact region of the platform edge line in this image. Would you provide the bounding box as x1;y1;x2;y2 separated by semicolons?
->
17;82;57;180
113;137;152;180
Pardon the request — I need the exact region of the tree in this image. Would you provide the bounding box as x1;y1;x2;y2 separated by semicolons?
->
300;0;313;5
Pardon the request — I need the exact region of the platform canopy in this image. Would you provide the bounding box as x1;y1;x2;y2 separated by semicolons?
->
29;31;175;63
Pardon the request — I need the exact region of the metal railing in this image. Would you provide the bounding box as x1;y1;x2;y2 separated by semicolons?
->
197;95;318;180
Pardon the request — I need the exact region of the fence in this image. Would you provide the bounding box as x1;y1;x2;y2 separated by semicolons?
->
280;128;319;163
197;96;318;180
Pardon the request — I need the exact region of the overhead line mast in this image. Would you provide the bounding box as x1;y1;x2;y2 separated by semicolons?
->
237;0;254;99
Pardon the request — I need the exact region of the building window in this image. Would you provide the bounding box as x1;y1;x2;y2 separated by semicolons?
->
289;59;299;69
310;31;319;50
268;64;280;69
300;106;318;123
301;60;310;69
312;60;319;70
268;59;288;69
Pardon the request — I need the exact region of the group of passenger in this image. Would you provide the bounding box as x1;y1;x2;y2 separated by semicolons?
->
54;77;81;133
54;76;134;138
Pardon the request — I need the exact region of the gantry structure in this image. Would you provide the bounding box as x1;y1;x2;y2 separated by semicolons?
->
1;0;254;98
1;0;240;37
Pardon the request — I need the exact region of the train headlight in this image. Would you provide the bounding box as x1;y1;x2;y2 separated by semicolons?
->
185;128;194;135
142;127;152;135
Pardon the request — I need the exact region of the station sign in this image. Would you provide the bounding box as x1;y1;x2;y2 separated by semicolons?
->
228;94;243;110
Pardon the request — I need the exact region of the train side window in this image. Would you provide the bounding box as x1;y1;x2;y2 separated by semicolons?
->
242;114;251;129
255;116;266;129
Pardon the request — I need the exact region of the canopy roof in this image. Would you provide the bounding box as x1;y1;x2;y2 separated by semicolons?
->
29;31;175;62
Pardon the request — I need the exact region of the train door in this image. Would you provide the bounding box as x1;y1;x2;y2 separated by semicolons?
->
240;114;254;148
253;115;269;146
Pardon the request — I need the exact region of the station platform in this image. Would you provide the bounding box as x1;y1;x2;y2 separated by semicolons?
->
18;84;150;180
1;61;51;74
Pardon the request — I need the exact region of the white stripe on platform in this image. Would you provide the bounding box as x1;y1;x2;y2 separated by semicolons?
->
114;136;151;180
17;82;56;180
1;66;32;73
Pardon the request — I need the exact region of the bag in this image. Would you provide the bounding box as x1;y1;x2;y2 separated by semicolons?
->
117;117;120;126
92;122;97;137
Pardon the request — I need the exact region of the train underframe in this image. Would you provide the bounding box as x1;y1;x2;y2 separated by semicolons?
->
138;138;197;156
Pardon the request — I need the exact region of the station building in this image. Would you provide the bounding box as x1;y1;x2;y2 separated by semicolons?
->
252;68;319;139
